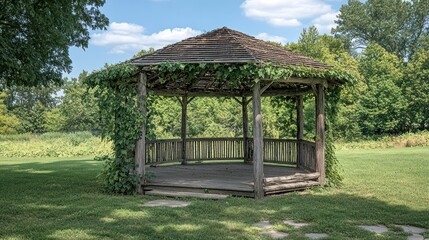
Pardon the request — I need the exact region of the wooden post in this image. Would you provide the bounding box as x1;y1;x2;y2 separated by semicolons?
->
242;97;250;163
296;95;304;168
135;72;147;194
315;84;325;184
181;94;188;165
252;82;264;199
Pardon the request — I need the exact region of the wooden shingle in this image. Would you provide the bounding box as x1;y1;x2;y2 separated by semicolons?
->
131;27;328;69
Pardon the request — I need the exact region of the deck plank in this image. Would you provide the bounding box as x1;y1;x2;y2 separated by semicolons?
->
146;163;310;194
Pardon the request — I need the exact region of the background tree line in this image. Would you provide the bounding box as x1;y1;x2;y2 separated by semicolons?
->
0;0;428;142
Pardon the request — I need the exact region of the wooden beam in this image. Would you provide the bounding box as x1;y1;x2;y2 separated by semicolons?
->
252;82;264;199
260;81;274;94
242;97;250;163
296;95;304;168
181;94;188;165
150;88;312;97
187;96;196;104
315;84;325;184
232;96;242;105
262;77;328;87
135;72;147;194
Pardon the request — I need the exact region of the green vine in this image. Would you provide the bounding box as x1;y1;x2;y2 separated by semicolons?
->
325;87;344;186
86;61;354;193
86;63;144;194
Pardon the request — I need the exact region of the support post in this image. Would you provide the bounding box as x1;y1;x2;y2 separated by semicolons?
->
181;94;188;165
135;72;147;194
315;84;325;184
252;82;264;199
296;95;304;168
242;97;250;163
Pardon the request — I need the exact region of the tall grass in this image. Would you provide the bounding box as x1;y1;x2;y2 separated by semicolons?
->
0;131;112;158
336;131;429;150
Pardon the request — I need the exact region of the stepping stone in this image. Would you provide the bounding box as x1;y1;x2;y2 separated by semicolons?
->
358;225;389;234
143;200;191;208
395;225;427;234
407;234;424;240
254;221;274;229
260;230;288;239
305;233;329;239
283;219;309;229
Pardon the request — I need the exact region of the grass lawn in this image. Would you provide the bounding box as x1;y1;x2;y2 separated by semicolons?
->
0;148;428;240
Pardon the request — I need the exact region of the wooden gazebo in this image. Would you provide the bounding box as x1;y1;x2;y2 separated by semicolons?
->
131;27;341;199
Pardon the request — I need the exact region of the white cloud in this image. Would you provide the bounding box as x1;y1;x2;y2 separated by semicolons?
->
313;11;339;33
241;0;332;27
255;33;287;44
91;22;201;54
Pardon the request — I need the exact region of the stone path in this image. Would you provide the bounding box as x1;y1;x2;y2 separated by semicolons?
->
283;219;309;229
358;225;389;234
260;230;289;239
143;200;191;208
395;225;427;240
358;224;428;240
407;234;424;240
253;220;329;239
305;233;329;239
254;221;274;229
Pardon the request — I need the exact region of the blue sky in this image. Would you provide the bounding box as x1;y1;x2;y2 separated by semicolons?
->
67;0;347;79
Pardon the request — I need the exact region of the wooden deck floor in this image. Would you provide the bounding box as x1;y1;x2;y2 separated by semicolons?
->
144;163;317;197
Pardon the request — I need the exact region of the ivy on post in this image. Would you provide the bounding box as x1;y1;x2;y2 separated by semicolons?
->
135;72;147;194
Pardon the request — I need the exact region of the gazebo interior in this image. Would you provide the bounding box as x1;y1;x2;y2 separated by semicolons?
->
131;27;339;199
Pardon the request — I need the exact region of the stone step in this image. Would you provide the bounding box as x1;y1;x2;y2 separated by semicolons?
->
145;189;229;200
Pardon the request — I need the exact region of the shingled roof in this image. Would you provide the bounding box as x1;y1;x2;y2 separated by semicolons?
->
131;27;328;69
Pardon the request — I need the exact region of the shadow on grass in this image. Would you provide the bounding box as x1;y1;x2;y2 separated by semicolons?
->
0;159;427;239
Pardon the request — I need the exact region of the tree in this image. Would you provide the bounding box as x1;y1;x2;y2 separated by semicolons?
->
60;71;99;132
0;92;20;134
8;85;59;133
357;43;407;135
0;0;109;87
333;0;429;59
402;50;429;131
285;26;363;140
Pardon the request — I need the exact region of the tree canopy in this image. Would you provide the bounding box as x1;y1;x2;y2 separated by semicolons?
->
0;0;109;87
333;0;429;59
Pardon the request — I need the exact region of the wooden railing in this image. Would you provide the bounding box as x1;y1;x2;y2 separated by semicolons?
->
145;139;182;164
145;138;316;171
186;138;244;161
263;139;298;164
298;140;316;171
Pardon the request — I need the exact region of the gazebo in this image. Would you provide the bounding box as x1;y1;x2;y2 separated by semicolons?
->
131;27;344;199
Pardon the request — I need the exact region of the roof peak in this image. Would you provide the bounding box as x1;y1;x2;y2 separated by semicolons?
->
131;27;328;70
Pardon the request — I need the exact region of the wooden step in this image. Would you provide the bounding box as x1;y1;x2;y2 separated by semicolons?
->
264;180;320;194
145;189;229;200
144;185;254;197
264;172;320;186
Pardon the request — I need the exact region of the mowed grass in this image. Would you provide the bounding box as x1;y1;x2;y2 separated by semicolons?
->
0;148;428;240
